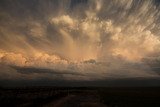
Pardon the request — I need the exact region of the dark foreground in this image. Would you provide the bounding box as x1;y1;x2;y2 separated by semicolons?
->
0;87;160;107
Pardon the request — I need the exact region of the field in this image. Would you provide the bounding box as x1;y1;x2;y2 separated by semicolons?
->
0;87;160;107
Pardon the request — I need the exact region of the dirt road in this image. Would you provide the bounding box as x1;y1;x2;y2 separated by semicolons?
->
43;91;107;107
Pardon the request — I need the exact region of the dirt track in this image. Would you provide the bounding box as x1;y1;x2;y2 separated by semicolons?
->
44;91;107;107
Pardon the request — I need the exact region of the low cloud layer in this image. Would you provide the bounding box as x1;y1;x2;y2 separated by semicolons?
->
0;0;160;83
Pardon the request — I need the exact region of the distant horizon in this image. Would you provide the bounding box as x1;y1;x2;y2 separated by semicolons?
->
1;77;160;87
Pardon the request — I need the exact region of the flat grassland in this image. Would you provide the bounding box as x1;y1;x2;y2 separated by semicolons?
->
0;87;160;107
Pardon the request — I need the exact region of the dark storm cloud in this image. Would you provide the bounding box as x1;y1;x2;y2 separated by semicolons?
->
12;66;85;76
152;67;160;75
142;58;160;75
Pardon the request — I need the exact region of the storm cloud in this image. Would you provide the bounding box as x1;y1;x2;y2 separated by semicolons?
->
0;0;160;83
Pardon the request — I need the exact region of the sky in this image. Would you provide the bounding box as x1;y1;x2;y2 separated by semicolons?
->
0;0;160;86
